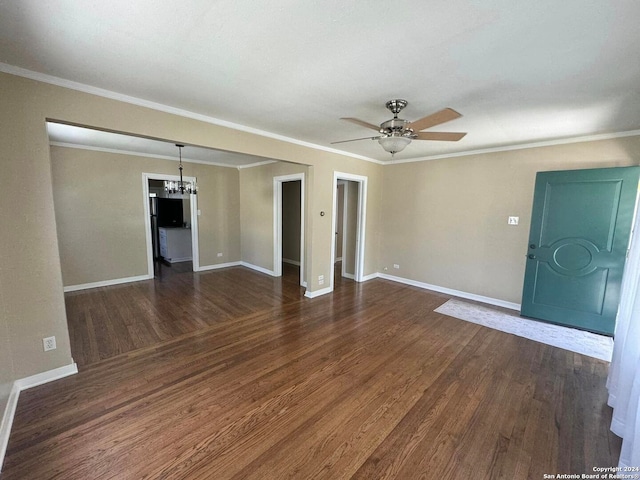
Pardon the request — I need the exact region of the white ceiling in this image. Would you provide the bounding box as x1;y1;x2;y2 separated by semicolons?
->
2;1;640;163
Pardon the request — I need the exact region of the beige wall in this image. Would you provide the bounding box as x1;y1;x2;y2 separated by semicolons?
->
282;181;301;263
50;146;240;286
240;162;309;272
0;78;72;384
379;136;640;304
0;71;382;409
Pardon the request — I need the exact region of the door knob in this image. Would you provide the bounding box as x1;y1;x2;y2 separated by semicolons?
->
528;254;536;259
529;244;536;249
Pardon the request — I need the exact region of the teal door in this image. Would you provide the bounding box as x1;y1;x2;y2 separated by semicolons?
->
521;166;639;335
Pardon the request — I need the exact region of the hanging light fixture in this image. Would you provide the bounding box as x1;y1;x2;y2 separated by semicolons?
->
165;144;197;195
378;134;412;155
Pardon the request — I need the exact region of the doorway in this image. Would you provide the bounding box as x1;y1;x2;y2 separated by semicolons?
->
142;173;200;278
335;180;359;281
330;172;368;291
274;173;306;286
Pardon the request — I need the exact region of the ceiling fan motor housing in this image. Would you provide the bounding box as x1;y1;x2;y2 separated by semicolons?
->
385;99;408;115
382;100;412;136
380;118;414;137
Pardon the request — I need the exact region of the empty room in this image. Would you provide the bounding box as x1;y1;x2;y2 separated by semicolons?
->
1;1;640;478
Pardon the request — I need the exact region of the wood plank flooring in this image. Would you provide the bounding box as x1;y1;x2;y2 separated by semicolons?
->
65;262;305;367
3;266;620;479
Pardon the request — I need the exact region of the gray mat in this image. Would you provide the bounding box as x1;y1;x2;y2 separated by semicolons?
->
435;298;613;361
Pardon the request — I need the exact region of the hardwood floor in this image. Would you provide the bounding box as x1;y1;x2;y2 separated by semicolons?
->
65;262;305;367
3;266;620;479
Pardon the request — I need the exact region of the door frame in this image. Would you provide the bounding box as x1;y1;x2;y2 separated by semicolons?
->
142;173;200;277
273;173;306;287
337;180;353;280
330;172;368;290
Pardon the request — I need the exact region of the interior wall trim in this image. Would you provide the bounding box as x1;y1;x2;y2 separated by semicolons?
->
164;257;193;264
304;286;333;299
0;362;78;472
63;274;152;293
377;273;521;311
388;129;640;165
240;262;276;277
282;258;301;266
0;384;19;473
196;261;241;272
0;63;378;165
4;65;639;167
330;172;368;290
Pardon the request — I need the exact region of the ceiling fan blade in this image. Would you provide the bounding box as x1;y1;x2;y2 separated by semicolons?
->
414;132;467;141
340;117;381;131
408;108;462;132
331;136;380;145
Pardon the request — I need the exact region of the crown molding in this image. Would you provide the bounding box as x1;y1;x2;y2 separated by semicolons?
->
387;129;640;165
0;62;380;165
6;63;637;167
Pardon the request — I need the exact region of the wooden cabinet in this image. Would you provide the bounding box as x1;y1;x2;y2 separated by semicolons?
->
159;227;192;263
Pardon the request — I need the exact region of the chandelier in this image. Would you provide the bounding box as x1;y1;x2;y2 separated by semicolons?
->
165;144;197;195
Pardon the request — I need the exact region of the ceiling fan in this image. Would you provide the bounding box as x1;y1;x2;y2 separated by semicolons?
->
332;99;467;155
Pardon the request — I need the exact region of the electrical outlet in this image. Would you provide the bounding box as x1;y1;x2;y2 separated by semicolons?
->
217;252;223;257
393;264;400;269
43;336;56;352
318;274;324;285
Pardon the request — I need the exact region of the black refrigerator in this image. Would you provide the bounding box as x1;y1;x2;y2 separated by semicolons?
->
150;198;184;260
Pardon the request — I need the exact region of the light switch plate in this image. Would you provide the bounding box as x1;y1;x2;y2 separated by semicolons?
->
508;216;519;225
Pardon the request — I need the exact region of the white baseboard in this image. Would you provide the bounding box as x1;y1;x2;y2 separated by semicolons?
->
304;286;333;298
240;262;276;277
63;274;152;292
14;363;78;391
342;272;355;280
335;257;343;262
377;273;521;311
361;272;379;282
282;258;301;266
166;256;192;264
0;384;19;473
0;362;77;472
197;261;241;272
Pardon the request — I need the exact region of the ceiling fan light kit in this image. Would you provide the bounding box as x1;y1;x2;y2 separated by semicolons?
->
333;99;467;156
378;135;412;154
